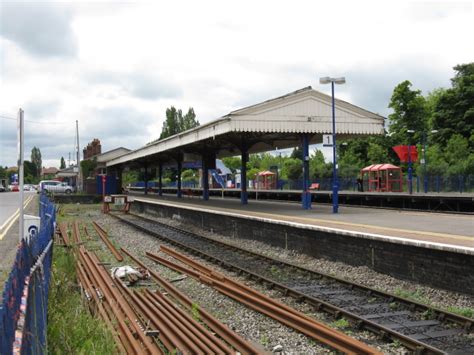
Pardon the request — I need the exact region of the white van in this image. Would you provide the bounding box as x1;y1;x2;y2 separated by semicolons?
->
38;180;73;194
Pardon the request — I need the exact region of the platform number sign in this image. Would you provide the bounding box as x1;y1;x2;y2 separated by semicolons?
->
323;134;333;147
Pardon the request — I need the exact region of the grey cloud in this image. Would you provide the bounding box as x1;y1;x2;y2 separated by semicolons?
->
0;104;152;167
87;70;182;100
0;2;77;57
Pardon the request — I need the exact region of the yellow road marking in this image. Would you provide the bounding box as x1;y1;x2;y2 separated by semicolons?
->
0;195;35;240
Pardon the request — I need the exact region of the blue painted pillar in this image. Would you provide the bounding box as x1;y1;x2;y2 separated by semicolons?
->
158;162;163;196
202;155;209;201
177;158;182;198
302;134;311;209
241;149;248;205
143;163;148;195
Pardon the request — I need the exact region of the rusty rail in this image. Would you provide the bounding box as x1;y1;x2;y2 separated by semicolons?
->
76;246;161;354
148;247;381;355
92;221;123;261
57;222;70;246
120;247;259;354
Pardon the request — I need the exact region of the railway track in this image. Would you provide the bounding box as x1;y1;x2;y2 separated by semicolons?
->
111;212;474;354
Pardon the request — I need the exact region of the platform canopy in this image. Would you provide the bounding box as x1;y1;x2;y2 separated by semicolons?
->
107;86;385;168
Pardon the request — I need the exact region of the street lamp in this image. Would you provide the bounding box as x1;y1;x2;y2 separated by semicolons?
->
320;76;345;213
407;129;415;195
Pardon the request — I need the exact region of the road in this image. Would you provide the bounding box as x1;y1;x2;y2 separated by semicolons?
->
0;191;36;240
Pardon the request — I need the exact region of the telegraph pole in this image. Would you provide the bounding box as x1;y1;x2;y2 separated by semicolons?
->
76;120;82;192
18;109;24;242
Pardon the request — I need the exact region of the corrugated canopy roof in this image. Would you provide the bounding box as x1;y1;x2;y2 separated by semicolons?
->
108;87;385;168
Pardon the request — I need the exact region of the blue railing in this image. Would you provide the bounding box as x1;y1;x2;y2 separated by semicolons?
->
130;175;473;194
0;193;55;354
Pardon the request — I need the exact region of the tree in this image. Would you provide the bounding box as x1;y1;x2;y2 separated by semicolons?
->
222;157;242;173
159;107;200;140
432;63;474;147
24;161;37;183
388;80;428;145
80;158;97;178
290;147;303;161
282;158;302;180
60;157;66;169
309;150;332;179
31;147;42;178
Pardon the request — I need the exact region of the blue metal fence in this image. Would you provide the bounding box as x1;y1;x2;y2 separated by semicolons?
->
0;193;55;354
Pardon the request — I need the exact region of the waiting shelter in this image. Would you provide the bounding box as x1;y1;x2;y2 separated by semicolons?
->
106;87;385;209
255;170;276;190
361;164;402;192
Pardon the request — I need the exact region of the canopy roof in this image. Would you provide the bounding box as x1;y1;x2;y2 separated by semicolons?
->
361;164;401;172
108;86;385;168
258;170;275;176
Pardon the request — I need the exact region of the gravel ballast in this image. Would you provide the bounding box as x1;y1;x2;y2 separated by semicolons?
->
72;205;472;354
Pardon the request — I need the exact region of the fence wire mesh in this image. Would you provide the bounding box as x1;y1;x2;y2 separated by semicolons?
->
0;193;55;355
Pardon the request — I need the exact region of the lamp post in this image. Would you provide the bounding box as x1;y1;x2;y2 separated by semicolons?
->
320;76;345;213
407;129;415;195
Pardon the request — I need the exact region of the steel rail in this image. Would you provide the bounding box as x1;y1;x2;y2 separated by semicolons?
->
58;222;70;246
143;289;232;354
76;252;130;354
92;221;124;261
130;214;473;329
112;212;471;354
147;249;381;355
77;247;143;354
81;248;161;354
120;247;259;354
114;278;184;352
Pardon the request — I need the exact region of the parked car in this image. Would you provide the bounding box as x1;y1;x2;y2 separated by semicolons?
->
0;185;5;192
38;180;73;194
10;183;19;192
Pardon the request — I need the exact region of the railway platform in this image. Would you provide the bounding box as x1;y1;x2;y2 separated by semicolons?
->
130;192;473;251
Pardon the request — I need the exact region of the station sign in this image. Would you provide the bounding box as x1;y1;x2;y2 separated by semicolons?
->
322;134;333;147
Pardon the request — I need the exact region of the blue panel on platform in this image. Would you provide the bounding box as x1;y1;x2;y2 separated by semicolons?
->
96;175;117;195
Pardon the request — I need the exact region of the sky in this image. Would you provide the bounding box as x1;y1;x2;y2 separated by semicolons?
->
0;0;473;168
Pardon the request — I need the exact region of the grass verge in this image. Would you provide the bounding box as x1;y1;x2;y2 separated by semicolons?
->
47;246;117;353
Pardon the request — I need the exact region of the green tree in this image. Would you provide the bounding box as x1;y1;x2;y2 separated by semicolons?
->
60;157;66;169
123;171;139;186
24;161;37;183
388;80;428;145
309;150;331;179
31;147;42;178
181;169;198;183
222;157;241;173
367;141;387;164
80;158;97;178
290;147;303;161
432;63;474;147
444;134;469;176
159;107;199;140
282;158;302;180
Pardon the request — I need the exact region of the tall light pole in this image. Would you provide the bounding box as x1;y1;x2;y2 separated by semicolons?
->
407;129;415;195
421;130;438;193
320;76;345;213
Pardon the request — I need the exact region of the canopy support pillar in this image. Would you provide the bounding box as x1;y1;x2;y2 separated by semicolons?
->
158;162;163;196
302;134;311;209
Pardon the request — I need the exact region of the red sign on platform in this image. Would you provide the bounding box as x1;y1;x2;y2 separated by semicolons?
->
102;175;106;183
392;145;418;163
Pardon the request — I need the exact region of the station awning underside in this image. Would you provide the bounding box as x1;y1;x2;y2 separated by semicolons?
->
107;86;385;168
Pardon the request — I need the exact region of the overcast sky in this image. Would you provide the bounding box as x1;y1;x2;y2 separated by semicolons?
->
0;0;473;168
